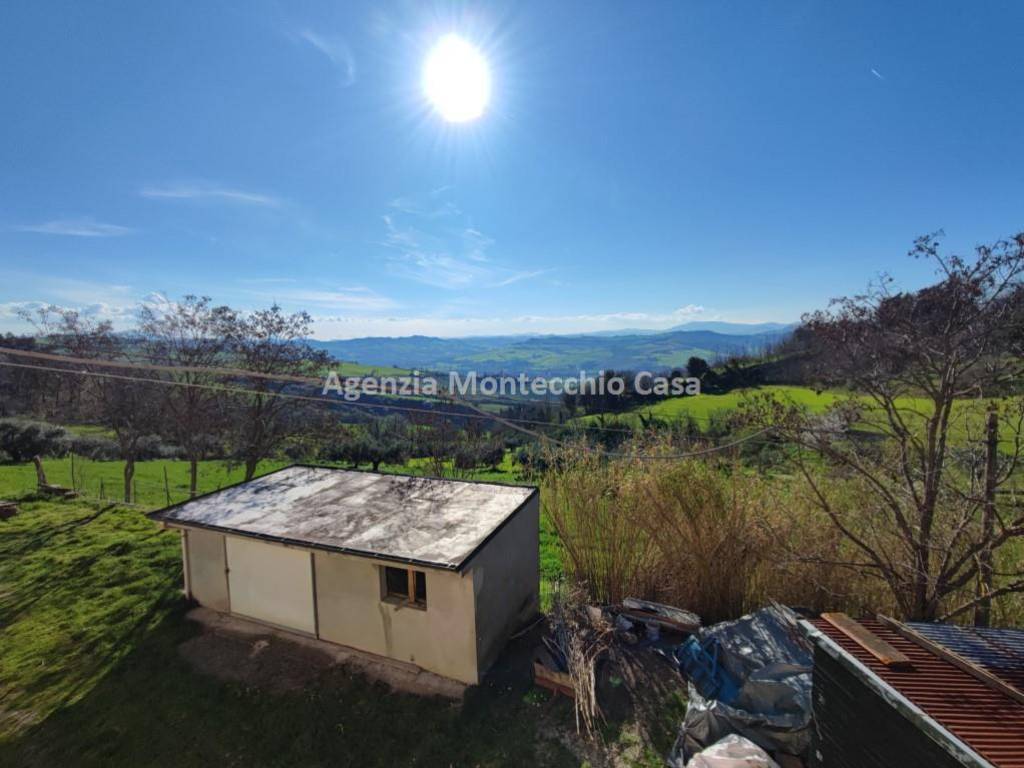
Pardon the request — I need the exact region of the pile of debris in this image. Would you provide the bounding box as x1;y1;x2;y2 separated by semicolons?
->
534;594;812;767
533;588;696;740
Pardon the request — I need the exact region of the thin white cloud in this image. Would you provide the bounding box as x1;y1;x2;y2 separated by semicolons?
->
237;277;298;285
463;227;494;262
870;68;885;81
297;29;356;87
387;196;461;219
14;218;133;237
140;183;281;207
387;252;488;289
380;198;549;290
0;299;140;332
0;287;785;341
306;305;722;339
0;274;134;306
490;269;552;287
243;285;396;312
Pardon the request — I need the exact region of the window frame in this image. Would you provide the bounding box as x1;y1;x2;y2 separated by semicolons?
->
382;565;427;608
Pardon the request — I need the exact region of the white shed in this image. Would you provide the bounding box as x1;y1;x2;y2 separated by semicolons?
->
149;466;540;685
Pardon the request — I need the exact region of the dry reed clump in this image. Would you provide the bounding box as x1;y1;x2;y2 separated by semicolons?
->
541;438;880;622
637;459;768;622
547;584;612;738
542;447;661;605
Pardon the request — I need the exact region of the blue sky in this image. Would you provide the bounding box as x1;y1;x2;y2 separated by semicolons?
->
2;1;1022;338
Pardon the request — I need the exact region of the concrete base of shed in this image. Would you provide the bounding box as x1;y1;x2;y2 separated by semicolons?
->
183;607;467;700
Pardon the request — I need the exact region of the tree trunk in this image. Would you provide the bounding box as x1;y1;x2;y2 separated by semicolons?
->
975;404;999;627
244;455;258;482
189;457;198;498
124;458;135;503
372;460;381;471
32;456;48;487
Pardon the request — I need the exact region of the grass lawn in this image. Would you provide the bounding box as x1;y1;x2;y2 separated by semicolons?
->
0;496;585;766
0;457;292;509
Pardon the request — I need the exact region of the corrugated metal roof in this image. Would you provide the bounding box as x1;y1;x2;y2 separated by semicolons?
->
909;623;1024;692
149;465;536;571
811;617;1024;768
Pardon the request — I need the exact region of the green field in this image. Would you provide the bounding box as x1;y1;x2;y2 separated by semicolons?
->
578;385;1020;449
581;385;838;427
0;451;524;511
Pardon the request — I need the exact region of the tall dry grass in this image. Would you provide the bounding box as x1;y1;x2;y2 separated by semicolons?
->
543;448;660;604
542;437;891;623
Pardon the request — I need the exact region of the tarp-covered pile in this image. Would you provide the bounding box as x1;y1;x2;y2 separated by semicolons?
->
669;605;812;766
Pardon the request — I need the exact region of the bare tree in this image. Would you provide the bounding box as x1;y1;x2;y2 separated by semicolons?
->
226;305;329;480
26;306;161;503
139;295;236;497
748;232;1024;621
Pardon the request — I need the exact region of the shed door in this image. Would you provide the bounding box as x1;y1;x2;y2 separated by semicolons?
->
225;537;316;634
185;529;229;612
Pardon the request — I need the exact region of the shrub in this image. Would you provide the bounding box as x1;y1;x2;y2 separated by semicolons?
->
0;419;69;462
67;434;119;461
135;434;184;460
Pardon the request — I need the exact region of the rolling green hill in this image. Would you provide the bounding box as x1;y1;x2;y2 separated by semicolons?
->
310;327;790;376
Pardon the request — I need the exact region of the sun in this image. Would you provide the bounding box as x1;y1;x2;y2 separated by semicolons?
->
422;34;491;123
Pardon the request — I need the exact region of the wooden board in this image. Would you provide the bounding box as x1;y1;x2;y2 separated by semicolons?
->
533;662;575;699
821;612;914;671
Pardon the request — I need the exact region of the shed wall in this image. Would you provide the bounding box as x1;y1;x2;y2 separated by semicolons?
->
810;646;972;768
313;550;479;684
469;494;540;678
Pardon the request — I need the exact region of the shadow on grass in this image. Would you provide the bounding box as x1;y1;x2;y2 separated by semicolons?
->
0;603;579;768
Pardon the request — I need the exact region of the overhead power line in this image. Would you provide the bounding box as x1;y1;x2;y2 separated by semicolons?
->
0;357;777;460
0;345;729;430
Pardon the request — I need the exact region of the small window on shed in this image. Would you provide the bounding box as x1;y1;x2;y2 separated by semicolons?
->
383;566;426;607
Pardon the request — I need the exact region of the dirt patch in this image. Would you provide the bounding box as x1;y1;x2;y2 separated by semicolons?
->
178;607;466;699
179;631;337;694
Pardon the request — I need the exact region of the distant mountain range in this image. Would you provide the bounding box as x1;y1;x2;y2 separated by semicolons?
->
310;322;796;376
587;321;796;337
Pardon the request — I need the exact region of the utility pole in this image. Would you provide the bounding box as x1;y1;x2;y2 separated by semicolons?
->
975;403;999;627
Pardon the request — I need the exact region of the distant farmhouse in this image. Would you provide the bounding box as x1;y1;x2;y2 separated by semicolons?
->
150;466;539;684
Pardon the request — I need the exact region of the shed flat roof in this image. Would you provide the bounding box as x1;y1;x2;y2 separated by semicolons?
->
149;465;536;571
